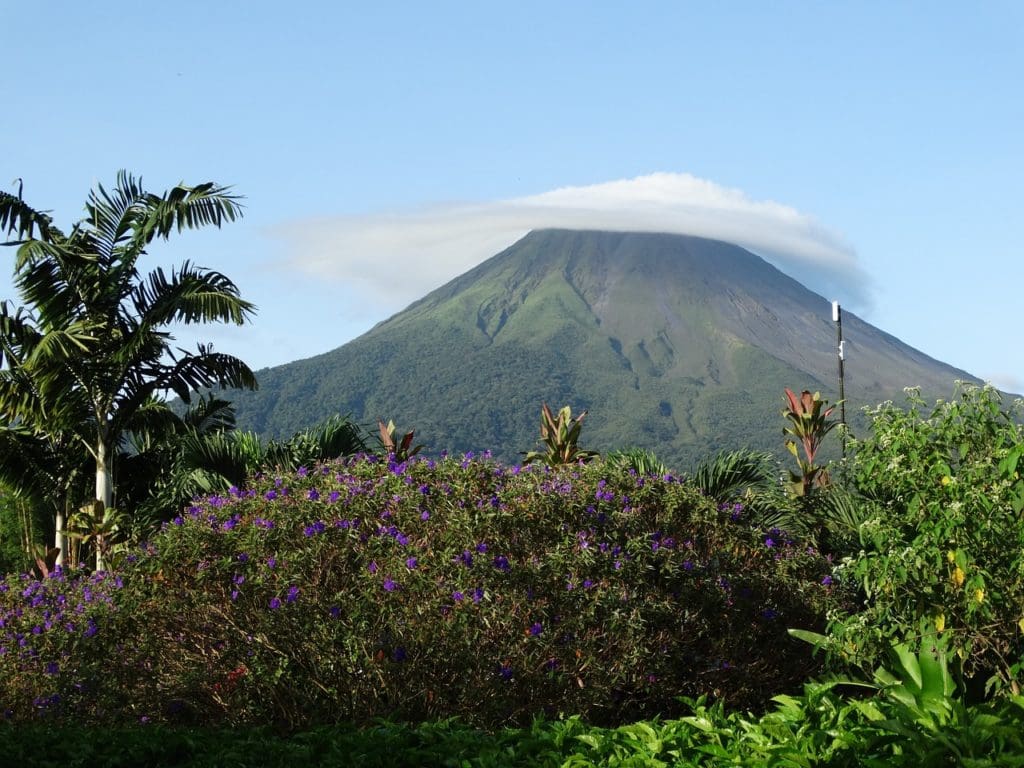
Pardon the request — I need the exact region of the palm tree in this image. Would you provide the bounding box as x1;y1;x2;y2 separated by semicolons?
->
0;302;94;565
0;172;257;568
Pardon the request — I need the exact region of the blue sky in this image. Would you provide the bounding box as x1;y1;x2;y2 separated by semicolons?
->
4;2;1022;393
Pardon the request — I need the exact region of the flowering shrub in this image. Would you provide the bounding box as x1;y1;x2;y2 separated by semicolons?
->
827;384;1024;694
0;454;843;728
0;568;134;722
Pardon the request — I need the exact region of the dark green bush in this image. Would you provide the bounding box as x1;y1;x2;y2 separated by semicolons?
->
0;454;843;729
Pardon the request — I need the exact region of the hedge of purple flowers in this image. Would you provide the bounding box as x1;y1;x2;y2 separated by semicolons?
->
0;454;846;728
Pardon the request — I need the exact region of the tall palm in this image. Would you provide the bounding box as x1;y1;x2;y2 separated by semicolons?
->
0;172;257;568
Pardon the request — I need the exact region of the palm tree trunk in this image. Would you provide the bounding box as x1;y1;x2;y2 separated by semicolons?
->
54;506;66;568
95;437;111;571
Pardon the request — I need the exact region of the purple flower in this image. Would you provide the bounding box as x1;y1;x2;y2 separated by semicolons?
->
368;561;378;575
821;575;834;586
297;466;308;478
383;577;397;592
420;510;430;521
269;597;282;610
45;661;59;675
264;490;278;501
286;586;300;603
452;591;465;602
405;557;418;570
392;646;407;662
499;664;513;680
529;622;543;636
303;520;327;537
475;542;488;553
266;557;277;569
472;587;484;603
307;488;320;501
329;606;341;618
328;490;341;503
237;553;250;563
493;555;511;573
458;551;474;567
765;537;775;548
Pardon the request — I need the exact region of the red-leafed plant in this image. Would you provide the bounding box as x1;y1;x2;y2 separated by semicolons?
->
378;419;423;462
782;388;838;497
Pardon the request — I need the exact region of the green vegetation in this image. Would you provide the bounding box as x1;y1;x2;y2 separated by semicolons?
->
0;381;1021;763
1;183;1021;764
823;384;1024;696
0;173;257;569
522;404;600;466
0;456;841;728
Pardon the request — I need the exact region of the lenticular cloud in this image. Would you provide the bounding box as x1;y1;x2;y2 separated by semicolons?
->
274;172;871;311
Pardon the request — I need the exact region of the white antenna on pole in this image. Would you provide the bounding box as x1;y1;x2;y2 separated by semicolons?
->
832;301;847;456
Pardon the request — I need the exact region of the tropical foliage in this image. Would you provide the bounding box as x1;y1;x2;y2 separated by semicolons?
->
782;388;838;497
522;404;599;467
825;384;1024;696
2;178;1022;761
377;419;423;462
0;172;257;566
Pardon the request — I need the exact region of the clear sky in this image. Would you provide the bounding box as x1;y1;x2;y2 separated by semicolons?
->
4;1;1022;394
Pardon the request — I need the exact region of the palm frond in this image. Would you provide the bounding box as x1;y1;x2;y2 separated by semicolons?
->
133;179;244;249
0;189;55;242
0;302;41;368
605;447;669;477
287;414;367;467
689;448;776;504
84;172;148;265
183;393;236;434
132;262;255;326
159;344;257;403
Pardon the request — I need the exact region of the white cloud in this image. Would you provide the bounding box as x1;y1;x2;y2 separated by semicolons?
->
269;172;871;313
985;373;1024;396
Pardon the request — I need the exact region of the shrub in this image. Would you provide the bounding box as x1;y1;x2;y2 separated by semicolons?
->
0;454;843;729
826;384;1024;695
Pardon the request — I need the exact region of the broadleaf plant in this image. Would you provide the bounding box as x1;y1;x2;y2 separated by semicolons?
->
522;403;599;467
782;388;838;497
378;419;423;462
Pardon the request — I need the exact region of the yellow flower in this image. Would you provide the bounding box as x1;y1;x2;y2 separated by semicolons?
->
974;588;985;604
1019;617;1024;634
941;475;952;486
947;550;956;563
934;613;946;632
952;566;966;587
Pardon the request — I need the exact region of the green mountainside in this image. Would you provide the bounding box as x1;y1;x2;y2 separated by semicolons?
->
226;229;977;469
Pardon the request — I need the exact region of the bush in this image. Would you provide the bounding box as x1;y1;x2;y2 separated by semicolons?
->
0;454;843;729
826;384;1024;695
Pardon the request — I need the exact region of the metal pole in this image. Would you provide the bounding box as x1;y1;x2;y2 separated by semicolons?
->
832;301;847;457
